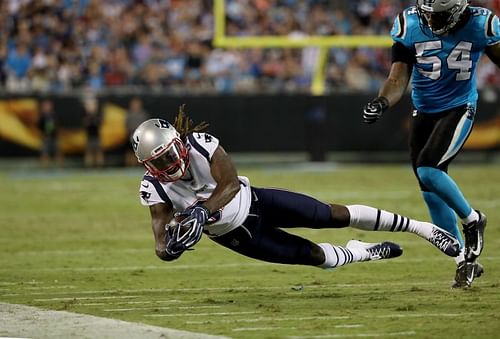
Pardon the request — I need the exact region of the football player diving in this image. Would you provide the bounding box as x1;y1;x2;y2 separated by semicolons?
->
132;107;460;274
363;0;500;287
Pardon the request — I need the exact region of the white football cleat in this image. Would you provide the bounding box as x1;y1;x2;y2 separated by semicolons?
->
346;240;403;261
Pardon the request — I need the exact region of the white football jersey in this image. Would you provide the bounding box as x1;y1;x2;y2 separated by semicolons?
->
138;132;252;237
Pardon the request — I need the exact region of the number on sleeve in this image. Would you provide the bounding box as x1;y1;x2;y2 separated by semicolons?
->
195;133;213;143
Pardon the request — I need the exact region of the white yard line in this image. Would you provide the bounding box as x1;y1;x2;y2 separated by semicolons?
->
185;312;478;325
104;305;221;312
0;256;498;274
233;326;297;332
145;311;259;318
8;249;151;256
21;285;76;290
0;302;227;339
0;281;39;285
33;295;139;301
3;279;489;299
2;286;283;297
79;300;182;306
287;331;417;338
0;263;268;272
186;315;351;325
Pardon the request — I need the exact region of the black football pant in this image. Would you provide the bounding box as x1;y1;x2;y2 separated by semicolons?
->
210;187;345;266
409;104;475;190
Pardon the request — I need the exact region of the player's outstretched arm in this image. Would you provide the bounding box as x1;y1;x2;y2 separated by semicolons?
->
149;202;176;261
204;145;241;215
485;43;500;68
363;62;411;124
378;61;412;107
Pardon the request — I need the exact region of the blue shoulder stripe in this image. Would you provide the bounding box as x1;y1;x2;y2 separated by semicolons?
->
188;134;210;161
143;175;172;203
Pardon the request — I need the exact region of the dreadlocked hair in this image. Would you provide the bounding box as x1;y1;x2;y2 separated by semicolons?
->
173;104;209;140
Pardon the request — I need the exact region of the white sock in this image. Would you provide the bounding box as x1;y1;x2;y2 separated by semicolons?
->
454;248;465;265
317;243;368;269
461;209;479;225
346;204;435;240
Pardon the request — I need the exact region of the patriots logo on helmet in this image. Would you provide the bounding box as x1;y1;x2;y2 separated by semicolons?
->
156;119;170;129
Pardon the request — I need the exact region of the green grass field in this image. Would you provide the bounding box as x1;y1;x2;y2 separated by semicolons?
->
1;163;499;338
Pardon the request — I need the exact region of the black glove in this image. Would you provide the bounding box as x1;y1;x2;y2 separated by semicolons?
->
173;205;210;249
363;96;389;124
165;225;186;258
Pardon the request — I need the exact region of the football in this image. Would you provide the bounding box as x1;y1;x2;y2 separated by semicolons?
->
174;221;192;239
166;218;193;243
174;213;188;224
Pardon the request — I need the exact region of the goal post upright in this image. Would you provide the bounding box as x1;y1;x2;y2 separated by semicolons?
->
213;0;393;95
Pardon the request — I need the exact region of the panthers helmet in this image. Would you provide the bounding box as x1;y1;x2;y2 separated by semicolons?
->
131;118;189;182
416;0;468;35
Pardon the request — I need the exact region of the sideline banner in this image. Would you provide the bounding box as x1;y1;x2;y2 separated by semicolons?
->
0;93;498;156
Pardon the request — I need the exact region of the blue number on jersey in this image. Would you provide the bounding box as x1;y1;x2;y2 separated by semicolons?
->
391;6;500;113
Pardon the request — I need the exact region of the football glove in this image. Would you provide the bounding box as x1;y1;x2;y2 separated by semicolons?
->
165;225;186;258
173;205;209;249
363;96;389;124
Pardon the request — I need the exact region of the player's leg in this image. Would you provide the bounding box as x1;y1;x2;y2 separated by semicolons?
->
250;187;347;229
409;109;465;257
345;204;459;257
417;164;486;263
40;137;52;168
210;216;402;269
411;106;486;287
412;106;485;255
54;138;64;168
252;187;458;257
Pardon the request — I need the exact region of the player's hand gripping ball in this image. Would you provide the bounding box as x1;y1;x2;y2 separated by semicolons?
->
170;205;209;250
165;224;186;257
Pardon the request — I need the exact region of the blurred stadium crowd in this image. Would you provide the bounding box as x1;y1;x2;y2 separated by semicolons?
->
2;0;500;94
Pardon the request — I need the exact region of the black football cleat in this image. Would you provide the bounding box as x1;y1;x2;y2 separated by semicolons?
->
463;211;486;262
452;261;484;289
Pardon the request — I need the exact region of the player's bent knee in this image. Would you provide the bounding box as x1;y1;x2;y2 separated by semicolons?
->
329;204;350;227
416;166;441;190
311;244;326;266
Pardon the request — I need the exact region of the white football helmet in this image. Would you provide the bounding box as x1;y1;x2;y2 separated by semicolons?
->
132;118;189;182
416;0;468;35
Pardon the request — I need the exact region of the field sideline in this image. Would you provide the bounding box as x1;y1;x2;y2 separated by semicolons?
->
1;163;499;338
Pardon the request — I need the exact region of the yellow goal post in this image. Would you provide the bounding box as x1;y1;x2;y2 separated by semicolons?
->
213;0;393;95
